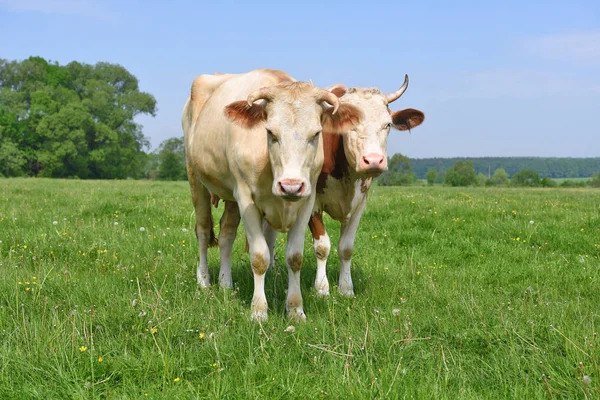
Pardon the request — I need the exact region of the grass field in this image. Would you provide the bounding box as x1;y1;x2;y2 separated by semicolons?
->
1;178;599;399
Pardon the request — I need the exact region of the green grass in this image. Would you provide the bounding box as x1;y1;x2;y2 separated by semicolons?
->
1;178;599;399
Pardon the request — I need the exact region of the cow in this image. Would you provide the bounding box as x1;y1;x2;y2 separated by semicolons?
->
181;69;363;321
309;75;425;297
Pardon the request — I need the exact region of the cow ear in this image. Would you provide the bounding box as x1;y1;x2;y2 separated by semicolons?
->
224;101;267;128
328;84;347;98
391;108;424;131
321;103;363;133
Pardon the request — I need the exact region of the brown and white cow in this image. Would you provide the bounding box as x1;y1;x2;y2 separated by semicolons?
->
309;75;425;297
181;69;362;321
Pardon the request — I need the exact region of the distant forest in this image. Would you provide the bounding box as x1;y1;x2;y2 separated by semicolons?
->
410;157;600;179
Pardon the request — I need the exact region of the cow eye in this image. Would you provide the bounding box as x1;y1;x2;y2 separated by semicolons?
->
266;129;278;143
310;131;321;141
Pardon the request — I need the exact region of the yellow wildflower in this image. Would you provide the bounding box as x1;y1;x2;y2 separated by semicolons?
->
97;357;103;362
79;346;87;352
150;327;158;335
199;332;205;340
173;377;180;383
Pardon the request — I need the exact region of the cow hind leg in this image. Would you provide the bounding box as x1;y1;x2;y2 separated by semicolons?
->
337;200;367;297
218;200;241;288
190;183;216;288
263;220;278;270
309;212;330;296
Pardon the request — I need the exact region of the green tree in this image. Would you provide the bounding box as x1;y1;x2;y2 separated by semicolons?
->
445;160;477;186
540;177;557;187
591;173;600;188
476;173;489;186
157;137;187;181
0;138;26;176
491;168;509;186
512;169;541;187
425;167;437;185
0;56;156;178
378;153;415;186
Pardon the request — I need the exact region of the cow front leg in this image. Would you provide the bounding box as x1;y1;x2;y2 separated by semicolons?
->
285;199;316;322
309;212;330;296
337;199;367;297
218;200;240;288
190;182;216;288
238;201;270;321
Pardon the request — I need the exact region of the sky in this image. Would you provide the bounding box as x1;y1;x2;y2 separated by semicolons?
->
1;0;599;158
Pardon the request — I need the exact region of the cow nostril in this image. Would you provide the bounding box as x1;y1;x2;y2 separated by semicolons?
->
362;156;370;166
297;182;305;194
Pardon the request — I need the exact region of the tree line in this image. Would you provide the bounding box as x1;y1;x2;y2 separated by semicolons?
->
410;157;600;180
379;157;600;188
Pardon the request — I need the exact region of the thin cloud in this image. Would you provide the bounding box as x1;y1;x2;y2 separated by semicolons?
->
0;0;115;21
522;32;600;67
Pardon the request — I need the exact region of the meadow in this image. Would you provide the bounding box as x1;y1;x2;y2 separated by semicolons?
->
0;178;599;399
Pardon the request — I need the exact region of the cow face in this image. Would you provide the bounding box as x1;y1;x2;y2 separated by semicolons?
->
225;82;363;201
329;76;425;177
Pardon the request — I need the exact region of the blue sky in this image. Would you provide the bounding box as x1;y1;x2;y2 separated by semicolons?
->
1;0;599;158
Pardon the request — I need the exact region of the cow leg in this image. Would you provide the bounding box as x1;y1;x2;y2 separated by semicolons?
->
337;199;367;297
263;220;278;270
309;212;330;296
218;200;240;288
285;197;315;322
190;183;217;288
238;200;270;321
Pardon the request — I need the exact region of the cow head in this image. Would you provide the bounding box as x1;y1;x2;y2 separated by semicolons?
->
224;82;363;201
328;75;425;177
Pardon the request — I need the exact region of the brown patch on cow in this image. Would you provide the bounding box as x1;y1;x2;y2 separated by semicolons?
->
317;132;350;194
196;220;218;248
316;244;329;260
224;101;267;128
391;108;425;131
321;103;363;133
287;253;303;272
308;212;326;240
252;253;268;275
341;247;353;261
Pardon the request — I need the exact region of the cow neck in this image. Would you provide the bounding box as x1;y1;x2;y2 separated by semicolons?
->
317;131;350;193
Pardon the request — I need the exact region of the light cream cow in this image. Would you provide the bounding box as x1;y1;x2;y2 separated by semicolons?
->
182;69;362;321
309;75;425;296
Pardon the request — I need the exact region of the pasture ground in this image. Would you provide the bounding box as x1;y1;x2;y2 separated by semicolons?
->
0;178;599;399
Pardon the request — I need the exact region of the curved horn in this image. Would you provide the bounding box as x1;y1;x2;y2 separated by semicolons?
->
385;74;409;104
317;90;340;115
247;87;274;106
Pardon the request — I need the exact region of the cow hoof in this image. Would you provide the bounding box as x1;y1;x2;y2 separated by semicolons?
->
251;310;268;322
315;288;330;297
338;287;355;298
219;278;232;289
287;308;306;322
197;279;210;289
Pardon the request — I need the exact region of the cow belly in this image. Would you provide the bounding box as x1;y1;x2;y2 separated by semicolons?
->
318;178;365;224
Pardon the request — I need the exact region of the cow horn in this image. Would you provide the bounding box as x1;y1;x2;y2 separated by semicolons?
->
385;74;409;104
247;87;274;106
317;90;340;115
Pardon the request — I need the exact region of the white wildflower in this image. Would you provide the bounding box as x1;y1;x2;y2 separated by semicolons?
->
392;309;400;316
529;220;534;225
52;221;58;225
181;228;188;232
131;299;137;307
139;227;145;232
583;375;592;385
284;325;295;333
157;250;162;255
114;221;119;226
138;310;147;317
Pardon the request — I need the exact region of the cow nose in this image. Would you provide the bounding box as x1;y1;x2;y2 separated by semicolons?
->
278;179;305;198
360;153;386;170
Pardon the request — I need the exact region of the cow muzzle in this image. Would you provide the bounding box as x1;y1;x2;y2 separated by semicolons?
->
275;178;309;202
358;153;387;176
